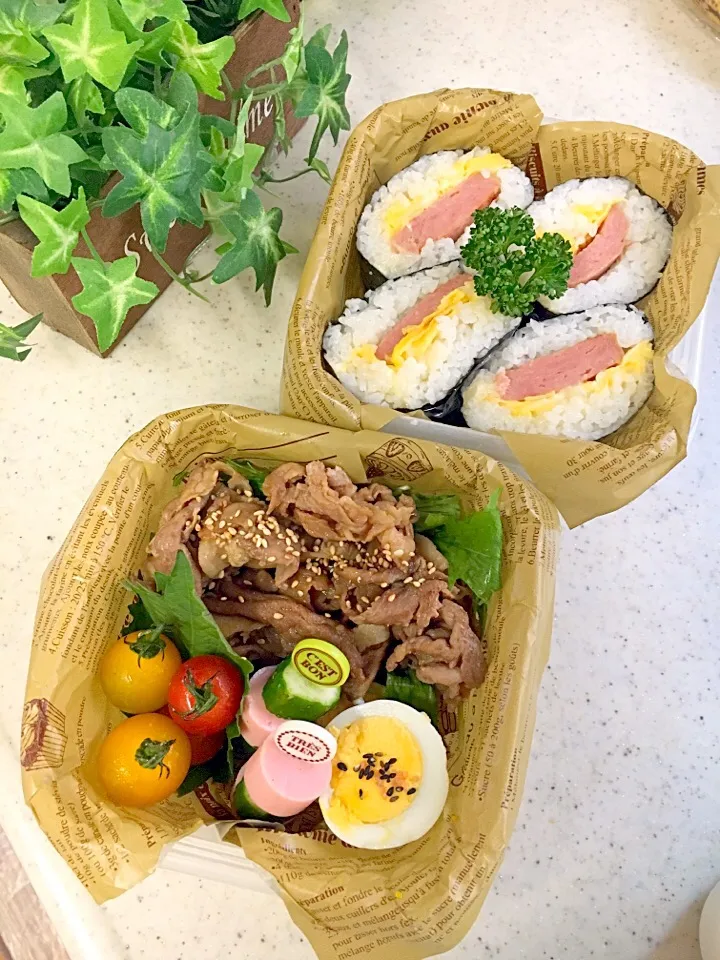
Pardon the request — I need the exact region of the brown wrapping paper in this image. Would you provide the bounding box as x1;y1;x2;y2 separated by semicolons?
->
280;89;720;527
22;404;559;960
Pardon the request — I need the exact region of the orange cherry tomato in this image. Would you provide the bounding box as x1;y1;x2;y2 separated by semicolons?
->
97;713;191;807
99;631;181;714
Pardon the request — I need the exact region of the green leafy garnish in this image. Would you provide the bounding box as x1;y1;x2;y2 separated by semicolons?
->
406;491;462;533
429;489;503;606
71;255;159;351
224;458;271;497
17;189;90;277
461;207;572;316
177;746;232;797
121;595;155;635
385;669;438;726
125;551;252;680
0;313;42;361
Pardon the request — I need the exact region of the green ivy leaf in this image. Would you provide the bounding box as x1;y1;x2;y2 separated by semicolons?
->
136;21;175;64
224;144;263;200
70;153;112;200
102;102;212;252
1;0;63;31
0;25;51;65
0;312;42;361
163;68;197;112
0;62;38;99
67;75;105;125
280;9;304;83
166;22;234;100
43;0;143;92
0;167;47;211
213;190;293;303
293;28;350;161
306;155;331;184
200;114;235;150
0;91;87;195
17;188;90;277
236;0;290;23
71;255;159;351
114;87;179;136
119;0;189;28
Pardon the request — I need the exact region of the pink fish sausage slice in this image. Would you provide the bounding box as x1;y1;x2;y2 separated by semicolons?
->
239;721;337;818
392;173;501;254
239;665;283;748
569;205;629;287
495;333;625;401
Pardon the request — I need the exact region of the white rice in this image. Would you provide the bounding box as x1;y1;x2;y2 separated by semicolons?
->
324;263;522;410
462;305;655;440
356;147;533;279
529;177;672;314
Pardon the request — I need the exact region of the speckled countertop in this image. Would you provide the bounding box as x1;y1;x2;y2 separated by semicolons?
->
1;1;719;958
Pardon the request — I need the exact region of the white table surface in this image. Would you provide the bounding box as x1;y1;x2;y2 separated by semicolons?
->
1;1;719;958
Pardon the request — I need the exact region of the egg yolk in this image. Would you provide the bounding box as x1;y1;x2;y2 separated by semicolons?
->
328;717;423;826
383;153;512;236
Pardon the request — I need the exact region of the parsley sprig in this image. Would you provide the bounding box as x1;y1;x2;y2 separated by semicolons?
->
461;207;572;316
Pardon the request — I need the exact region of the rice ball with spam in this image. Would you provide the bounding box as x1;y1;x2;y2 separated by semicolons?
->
323;263;522;410
462;304;654;440
529;177;673;314
357;147;534;279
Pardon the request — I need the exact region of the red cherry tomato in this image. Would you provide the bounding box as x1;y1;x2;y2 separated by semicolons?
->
188;729;225;766
167;655;243;736
155;705;225;765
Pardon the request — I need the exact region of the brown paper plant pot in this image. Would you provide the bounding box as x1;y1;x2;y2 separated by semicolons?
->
0;0;305;357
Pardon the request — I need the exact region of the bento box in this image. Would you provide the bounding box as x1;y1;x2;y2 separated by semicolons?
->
21;405;558;960
280;88;720;527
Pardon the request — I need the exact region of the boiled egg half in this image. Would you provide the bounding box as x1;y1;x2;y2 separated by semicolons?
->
320;700;448;849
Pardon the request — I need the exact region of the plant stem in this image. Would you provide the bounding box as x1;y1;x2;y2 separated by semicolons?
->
222;70;239;126
0;212;20;228
81;227;104;266
260;167;315;184
243;55;284;86
184;267;215;283
150;247;210;303
153;65;162;98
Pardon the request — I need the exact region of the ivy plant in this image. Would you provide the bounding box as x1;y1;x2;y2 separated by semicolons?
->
0;0;351;358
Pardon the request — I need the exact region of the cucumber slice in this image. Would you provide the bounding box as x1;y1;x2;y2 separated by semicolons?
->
262;658;341;721
232;778;273;820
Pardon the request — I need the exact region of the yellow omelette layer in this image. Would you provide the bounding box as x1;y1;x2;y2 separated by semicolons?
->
382;153;512;237
536;200;622;253
347;281;478;372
